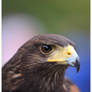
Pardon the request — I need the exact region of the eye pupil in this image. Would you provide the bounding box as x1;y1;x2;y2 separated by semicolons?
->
41;45;52;53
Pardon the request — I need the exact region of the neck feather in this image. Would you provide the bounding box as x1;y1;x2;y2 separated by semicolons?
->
24;63;67;92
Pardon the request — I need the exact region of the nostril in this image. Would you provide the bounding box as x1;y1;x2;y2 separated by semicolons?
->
67;52;71;55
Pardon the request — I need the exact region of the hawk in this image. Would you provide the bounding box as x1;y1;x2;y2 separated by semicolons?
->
3;34;80;92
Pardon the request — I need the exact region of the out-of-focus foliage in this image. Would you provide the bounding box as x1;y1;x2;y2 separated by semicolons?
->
2;0;90;34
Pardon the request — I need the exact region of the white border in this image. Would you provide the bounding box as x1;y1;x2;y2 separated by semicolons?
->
0;0;2;92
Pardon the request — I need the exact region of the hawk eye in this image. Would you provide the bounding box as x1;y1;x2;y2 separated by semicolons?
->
40;44;54;54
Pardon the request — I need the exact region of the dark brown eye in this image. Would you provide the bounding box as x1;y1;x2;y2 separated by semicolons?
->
40;44;54;54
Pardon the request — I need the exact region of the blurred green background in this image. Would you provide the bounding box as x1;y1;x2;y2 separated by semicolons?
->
2;0;90;92
2;0;90;34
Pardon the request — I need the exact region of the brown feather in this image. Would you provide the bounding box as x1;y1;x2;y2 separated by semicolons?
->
2;34;79;92
63;78;80;92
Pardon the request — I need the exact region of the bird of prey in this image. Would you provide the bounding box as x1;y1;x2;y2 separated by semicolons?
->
2;34;80;92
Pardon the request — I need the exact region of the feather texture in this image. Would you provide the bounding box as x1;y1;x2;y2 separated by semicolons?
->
2;34;80;92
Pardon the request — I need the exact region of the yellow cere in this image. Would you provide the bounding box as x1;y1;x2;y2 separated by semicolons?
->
47;45;76;64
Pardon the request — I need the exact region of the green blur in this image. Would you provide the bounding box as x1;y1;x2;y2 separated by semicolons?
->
2;0;90;34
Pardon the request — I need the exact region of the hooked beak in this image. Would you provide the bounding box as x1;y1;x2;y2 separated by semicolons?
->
66;53;80;72
47;45;80;72
73;58;80;72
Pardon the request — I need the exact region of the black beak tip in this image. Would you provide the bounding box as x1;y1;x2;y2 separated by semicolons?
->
72;58;80;72
76;64;80;72
76;59;80;72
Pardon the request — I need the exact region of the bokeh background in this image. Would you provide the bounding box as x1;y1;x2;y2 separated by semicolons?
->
2;0;90;92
